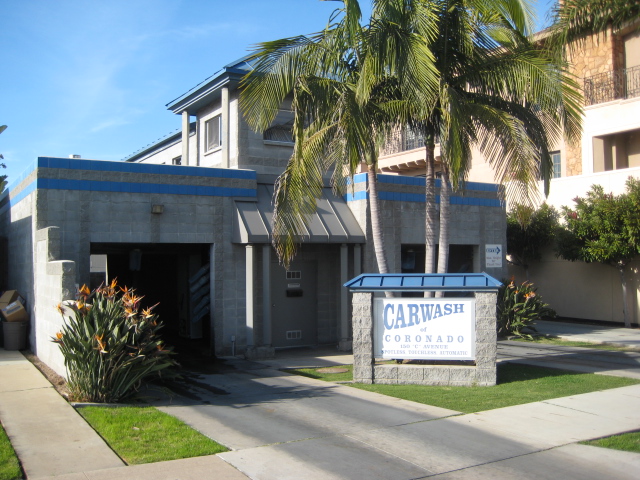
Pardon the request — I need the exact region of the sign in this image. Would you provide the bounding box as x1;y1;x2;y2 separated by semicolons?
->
373;298;476;360
485;244;502;268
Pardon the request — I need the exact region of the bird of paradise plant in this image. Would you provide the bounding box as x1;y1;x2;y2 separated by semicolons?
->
497;280;556;339
52;280;177;403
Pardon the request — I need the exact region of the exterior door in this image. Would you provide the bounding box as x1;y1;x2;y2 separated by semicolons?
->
271;261;318;348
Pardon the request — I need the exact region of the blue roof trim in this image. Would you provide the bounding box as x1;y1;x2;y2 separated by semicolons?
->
344;273;502;292
3;178;255;209
345;190;500;207
37;178;256;197
34;157;256;180
349;173;499;193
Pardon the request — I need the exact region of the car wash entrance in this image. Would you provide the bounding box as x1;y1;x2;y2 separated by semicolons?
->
90;243;212;351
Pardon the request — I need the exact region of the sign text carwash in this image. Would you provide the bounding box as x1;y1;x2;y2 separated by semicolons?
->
373;298;476;360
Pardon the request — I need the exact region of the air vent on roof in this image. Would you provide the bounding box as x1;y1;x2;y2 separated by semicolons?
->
69;154;81;159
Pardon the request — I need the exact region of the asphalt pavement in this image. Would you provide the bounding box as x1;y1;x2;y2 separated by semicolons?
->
1;319;639;479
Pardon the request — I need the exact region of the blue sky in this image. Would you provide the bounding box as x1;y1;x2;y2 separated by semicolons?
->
0;0;555;186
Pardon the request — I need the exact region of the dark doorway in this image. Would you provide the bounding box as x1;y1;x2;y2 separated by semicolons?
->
90;243;212;362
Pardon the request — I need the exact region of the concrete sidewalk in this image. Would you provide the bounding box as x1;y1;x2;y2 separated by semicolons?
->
2;318;640;480
535;319;640;349
0;349;248;480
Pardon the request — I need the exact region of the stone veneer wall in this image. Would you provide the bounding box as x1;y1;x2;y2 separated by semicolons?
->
564;28;626;176
352;291;497;387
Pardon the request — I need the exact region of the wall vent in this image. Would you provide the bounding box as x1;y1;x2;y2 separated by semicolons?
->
286;330;302;340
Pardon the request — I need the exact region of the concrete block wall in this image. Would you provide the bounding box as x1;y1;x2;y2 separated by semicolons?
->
235;94;295;174
33;227;76;377
1;157;259;358
346;173;507;278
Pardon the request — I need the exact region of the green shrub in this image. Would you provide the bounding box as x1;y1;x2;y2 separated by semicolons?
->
53;280;178;403
497;280;556;339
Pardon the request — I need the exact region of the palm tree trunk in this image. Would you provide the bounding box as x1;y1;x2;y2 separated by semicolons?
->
367;164;389;275
424;135;437;298
436;167;450;298
367;164;394;299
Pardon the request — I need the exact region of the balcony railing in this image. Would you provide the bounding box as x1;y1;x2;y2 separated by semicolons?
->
381;127;428;156
584;65;640;106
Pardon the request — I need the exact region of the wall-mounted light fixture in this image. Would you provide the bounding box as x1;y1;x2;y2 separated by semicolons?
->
151;204;164;214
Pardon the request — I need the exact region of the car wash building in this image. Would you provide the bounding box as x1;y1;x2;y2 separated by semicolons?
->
0;58;506;377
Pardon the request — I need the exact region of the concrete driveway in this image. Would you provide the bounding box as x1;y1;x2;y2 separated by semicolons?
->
150;354;640;480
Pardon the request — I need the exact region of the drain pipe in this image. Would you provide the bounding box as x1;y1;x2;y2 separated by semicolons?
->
231;335;236;356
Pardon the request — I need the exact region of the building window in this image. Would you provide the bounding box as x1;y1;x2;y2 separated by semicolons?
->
263;109;294;143
172;156;181;166
205;115;221;152
593;128;640;173
551;151;561;178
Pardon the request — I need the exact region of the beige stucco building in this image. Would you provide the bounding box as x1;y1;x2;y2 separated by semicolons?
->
375;21;640;326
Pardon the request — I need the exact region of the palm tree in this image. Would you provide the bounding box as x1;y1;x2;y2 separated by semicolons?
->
240;1;438;275
367;0;582;279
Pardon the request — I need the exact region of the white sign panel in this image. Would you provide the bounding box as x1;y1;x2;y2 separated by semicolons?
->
485;244;503;268
373;298;476;360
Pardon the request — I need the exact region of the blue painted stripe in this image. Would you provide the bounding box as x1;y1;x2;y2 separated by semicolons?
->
37;178;256;198
35;157;256;180
345;191;368;202
0;179;37;214
350;173;499;192
1;177;256;212
346;189;500;207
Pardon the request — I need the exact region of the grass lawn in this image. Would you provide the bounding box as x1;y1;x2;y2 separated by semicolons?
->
286;363;639;414
78;406;228;465
582;431;640;453
0;422;22;480
511;336;637;351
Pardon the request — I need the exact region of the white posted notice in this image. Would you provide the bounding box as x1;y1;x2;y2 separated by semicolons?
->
485;244;502;268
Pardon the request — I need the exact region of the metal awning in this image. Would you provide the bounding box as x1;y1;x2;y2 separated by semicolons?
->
233;183;365;244
344;273;503;292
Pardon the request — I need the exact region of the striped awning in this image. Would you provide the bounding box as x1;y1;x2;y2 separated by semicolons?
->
233;183;365;244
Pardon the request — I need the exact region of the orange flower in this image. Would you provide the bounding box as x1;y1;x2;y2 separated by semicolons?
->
94;334;108;353
56;303;65;315
78;284;91;298
141;303;159;319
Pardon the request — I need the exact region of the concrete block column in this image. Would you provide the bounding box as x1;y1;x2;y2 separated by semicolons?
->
34;227;77;377
352;292;374;384
474;291;498;386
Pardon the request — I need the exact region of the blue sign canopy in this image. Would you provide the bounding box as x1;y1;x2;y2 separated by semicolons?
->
344;273;502;292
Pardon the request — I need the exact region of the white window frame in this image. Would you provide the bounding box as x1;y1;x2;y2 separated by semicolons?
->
551;151;561;178
205;115;222;152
